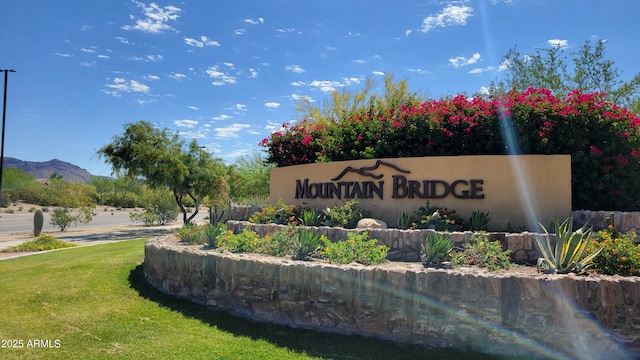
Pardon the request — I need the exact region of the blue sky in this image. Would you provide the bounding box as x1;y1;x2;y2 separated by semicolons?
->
1;0;638;177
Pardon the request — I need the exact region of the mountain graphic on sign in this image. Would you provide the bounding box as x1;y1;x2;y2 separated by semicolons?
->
331;160;410;181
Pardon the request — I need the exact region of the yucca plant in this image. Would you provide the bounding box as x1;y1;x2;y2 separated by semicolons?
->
292;229;326;261
535;217;603;274
203;223;226;248
420;232;453;268
469;210;490;231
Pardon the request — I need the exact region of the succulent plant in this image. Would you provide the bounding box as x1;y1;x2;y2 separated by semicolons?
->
33;209;44;237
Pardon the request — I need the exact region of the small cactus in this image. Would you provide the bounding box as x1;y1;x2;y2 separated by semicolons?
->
33;209;44;236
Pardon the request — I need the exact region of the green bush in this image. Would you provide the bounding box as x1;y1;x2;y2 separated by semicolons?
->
130;210;157;226
254;227;297;257
50;207;93;231
2;234;75;252
451;232;513;271
249;199;299;225
329;199;371;229
412;202;467;231
588;229;640;276
203;223;226;248
175;224;204;244
469;210;491;231
292;229;327;261
323;232;388;265
218;229;259;253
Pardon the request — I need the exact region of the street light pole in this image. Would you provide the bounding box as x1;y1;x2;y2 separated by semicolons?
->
0;69;16;203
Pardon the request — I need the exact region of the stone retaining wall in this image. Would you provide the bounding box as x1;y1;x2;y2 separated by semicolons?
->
572;210;640;238
144;237;640;359
227;221;546;264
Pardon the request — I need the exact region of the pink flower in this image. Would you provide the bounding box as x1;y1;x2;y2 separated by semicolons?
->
590;145;604;156
391;121;403;128
617;155;630;168
301;136;313;146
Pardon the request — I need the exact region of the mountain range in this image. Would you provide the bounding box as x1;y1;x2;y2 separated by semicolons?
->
3;157;94;183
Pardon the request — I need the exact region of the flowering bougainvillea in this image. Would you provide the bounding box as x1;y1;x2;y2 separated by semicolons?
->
262;88;640;210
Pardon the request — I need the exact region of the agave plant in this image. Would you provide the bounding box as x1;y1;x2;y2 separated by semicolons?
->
292;229;325;261
420;232;453;268
300;208;323;226
203;223;226;248
396;212;415;230
469;210;490;231
535;217;602;274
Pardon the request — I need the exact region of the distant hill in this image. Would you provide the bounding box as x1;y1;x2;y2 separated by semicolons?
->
3;157;94;184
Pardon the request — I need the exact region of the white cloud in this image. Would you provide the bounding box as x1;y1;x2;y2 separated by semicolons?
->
478;86;490;95
548;39;568;49
174;119;198;128
81;48;96;53
214;123;251;139
116;36;130;44
205;65;236;85
407;68;430;74
234;28;246;35
234;103;247;111
122;1;181;34
169;73;188;80
80;61;96;67
146;54;163;62
187;105;199;110
265;102;280;109
468;66;494;74
223;62;235;68
449;52;481;67
306;77;362;93
421;5;473;33
56;53;72;57
347;31;360;37
184;35;220;47
144;74;160;81
179;130;207;139
248;68;258;78
498;59;510;71
291;94;314;102
225;149;251;158
290;81;306;87
405;29;412;36
103;77;150;96
97;54;110;59
352;59;366;64
372;71;385;76
244;17;264;25
277;28;296;33
285;64;305;73
212;114;231;121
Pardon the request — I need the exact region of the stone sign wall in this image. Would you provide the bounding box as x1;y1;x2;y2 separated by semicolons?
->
270;155;571;231
144;237;639;359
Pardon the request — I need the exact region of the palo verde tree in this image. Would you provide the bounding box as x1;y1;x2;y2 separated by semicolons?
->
97;120;228;224
490;39;640;109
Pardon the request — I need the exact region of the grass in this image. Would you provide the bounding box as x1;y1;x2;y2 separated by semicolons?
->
0;240;518;360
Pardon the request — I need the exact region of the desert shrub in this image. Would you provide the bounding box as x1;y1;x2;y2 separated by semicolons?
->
412;202;468;231
50;207;93;231
203;223;226;248
451;232;513;271
323;232;388;265
588;229;640;276
249;199;299;225
217;229;259;253
253;227;296;257
130;210;157;226
2;234;75;252
329;199;371;229
175;224;204;244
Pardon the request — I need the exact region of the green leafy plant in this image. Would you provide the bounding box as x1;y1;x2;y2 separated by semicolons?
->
254;227;297;257
292;229;327;261
130;210;157;226
420;233;453;268
451;232;513;271
588;229;640;276
396;212;415;230
175;223;204;244
535;217;602;274
218;228;259;253
468;210;490;231
329;199;371;229
249;199;299;225
323;232;388;265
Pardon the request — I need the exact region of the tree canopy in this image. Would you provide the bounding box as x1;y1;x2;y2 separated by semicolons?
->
97;120;228;224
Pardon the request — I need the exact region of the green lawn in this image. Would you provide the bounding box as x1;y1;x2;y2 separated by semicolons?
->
0;240;515;359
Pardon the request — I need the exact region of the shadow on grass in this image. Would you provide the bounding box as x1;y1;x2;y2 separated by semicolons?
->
128;265;514;360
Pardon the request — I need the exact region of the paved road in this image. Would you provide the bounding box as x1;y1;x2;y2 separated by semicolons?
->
0;207;207;235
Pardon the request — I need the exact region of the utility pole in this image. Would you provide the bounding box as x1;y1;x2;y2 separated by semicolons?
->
0;69;16;203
